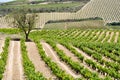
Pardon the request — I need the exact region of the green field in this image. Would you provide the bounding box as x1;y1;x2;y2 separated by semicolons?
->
0;28;120;79
0;2;82;9
0;1;84;14
0;0;120;79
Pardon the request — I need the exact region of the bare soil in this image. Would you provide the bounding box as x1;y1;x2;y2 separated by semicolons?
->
102;31;109;43
57;44;105;78
0;40;4;54
3;41;24;80
57;44;95;71
114;32;119;43
73;31;82;38
41;41;81;78
80;31;87;37
57;44;79;62
84;31;90;37
92;31;100;40
108;32;114;42
96;31;105;41
25;42;55;79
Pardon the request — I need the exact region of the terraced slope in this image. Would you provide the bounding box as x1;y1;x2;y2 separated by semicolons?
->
76;0;120;23
0;0;120;28
0;13;73;28
44;20;105;29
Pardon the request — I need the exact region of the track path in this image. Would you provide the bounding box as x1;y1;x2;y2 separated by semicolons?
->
73;31;82;38
26;42;55;79
91;31;100;41
114;32;119;43
108;32;114;43
73;46;112;64
101;31;109;43
0;40;4;54
96;31;105;41
41;41;81;78
68;30;78;37
3;41;24;80
57;44;105;78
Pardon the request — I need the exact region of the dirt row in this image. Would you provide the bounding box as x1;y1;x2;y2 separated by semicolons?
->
101;31;109;43
73;46;113;66
114;32;119;43
108;32;114;42
3;41;24;80
25;42;55;79
0;40;4;54
1;41;104;79
56;44;104;78
1;38;119;79
96;31;119;43
91;31;100;40
60;31;119;43
41;41;81;78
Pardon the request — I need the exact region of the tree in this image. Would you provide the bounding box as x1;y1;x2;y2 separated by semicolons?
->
10;9;38;41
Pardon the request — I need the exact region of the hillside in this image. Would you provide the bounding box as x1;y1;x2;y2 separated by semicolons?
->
0;0;90;16
0;0;120;79
44;20;105;29
0;0;119;28
77;0;120;23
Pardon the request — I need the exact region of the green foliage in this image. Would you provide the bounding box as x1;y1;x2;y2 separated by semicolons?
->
34;40;74;79
0;28;120;79
29;29;120;79
20;39;46;80
0;28;19;34
45;39;100;79
47;17;103;24
107;22;120;26
0;2;82;14
0;38;10;79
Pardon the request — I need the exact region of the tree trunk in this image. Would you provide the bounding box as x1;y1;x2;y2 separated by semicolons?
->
25;33;29;41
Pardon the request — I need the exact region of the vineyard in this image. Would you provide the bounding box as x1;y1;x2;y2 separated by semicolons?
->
44;20;105;29
0;29;120;80
76;0;120;23
0;0;120;28
0;13;74;28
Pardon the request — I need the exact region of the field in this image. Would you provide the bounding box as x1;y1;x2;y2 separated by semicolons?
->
0;28;120;80
44;20;105;29
0;0;120;80
0;2;81;10
0;1;85;15
0;13;106;28
0;2;86;28
0;0;119;29
77;0;120;23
